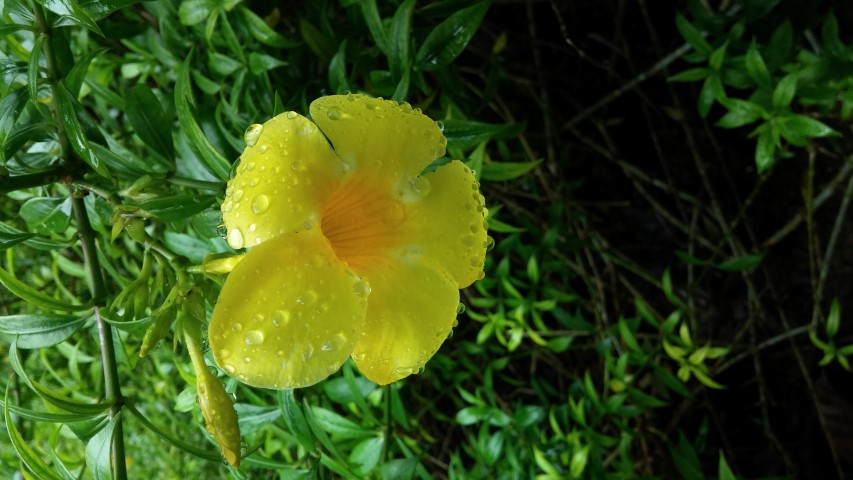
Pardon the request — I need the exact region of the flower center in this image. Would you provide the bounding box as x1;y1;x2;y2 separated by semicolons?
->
321;179;406;275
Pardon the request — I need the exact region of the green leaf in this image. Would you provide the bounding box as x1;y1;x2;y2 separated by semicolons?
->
442;119;522;150
238;6;300;48
0;399;101;423
5;385;65;480
38;0;104;35
771;74;797;109
360;0;389;54
718;451;736;480
310;406;373;441
697;76;716;118
415;1;490;71
350;436;384;476
63;47;106;97
675;13;711;57
279;390;317;454
745;40;771;88
125;84;175;164
0;265;92;312
178;0;210;26
0;313;87;348
28;34;46;104
480;160;540;181
715;253;765;271
670;432;703;480
668;67;709;83
135;195;215;221
124;403;220;460
0;87;30;162
300;18;335;61
379;458;418;480
0;231;36;251
388;0;414;81
19;197;72;234
779;115;838;140
709;42;727;71
75;0;144;20
248;52;288;75
826;298;841;339
208;52;242;77
175;53;231;180
717;99;765;128
55;83;109;176
754;125;778;173
86;412;120;480
328;40;350;94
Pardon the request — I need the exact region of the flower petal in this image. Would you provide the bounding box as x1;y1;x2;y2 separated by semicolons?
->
310;94;446;191
397;160;488;288
351;255;459;385
209;230;368;389
222;112;346;249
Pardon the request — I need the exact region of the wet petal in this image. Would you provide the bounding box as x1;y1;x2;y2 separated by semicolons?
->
351;255;459;385
310;94;446;191
209;230;368;389
223;112;346;249
396;160;488;288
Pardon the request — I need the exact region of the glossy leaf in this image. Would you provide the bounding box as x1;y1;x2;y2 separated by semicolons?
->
38;0;104;35
238;6;300;48
388;0;414;81
480;160;541;181
28;34;46;104
19;197;72;234
55;83;109;176
135;195;215;221
86;413;121;480
675;13;711;57
0;313;87;348
175;53;231;180
442;119;523;150
4;386;64;480
745;40;771;88
125;84;175;164
0;87;30;161
0;231;36;251
771;74;797;109
360;0;389;54
0;265;92;312
415;1;490;71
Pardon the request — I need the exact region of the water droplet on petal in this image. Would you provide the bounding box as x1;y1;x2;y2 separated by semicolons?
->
233;190;244;202
272;310;291;327
401;177;431;203
435;120;445;132
243;357;251;363
221;201;234;213
258;145;268;154
457;303;466;315
470;257;480;268
485;236;495;251
252;313;264;323
352;352;365;361
252;194;270;215
303;219;313;230
296;290;317;306
244;330;264;346
223;364;236;374
352;280;372;297
291;161;305;172
301;344;314;361
285;111;298;119
225;186;234;197
227;228;244;249
231;323;243;333
244;124;263;147
219;349;231;358
326;107;344;120
249;178;259;187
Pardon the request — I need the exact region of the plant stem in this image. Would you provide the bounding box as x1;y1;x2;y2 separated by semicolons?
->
72;194;128;480
34;3;128;476
0;167;66;193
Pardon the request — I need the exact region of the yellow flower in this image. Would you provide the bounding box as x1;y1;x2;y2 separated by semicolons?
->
208;94;489;388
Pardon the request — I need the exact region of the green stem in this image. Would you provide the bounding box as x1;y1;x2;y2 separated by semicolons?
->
167;176;225;191
36;3;127;475
381;385;393;462
0;167;66;194
72;194;128;480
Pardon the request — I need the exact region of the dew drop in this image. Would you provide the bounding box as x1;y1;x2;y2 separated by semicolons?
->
248;223;257;233
352;280;372;297
285;111;298;119
394;366;417;375
244;330;265;346
231;323;243;333
291;161;305;172
457;303;466;315
401;176;431;203
244;124;263;147
251;194;270;215
252;313;264;323
469;257;480;268
351;353;365;361
243;357;251;363
365;102;376;110
477;271;485;280
272;310;291;327
219;348;231;358
258;145;268;154
223;364;236;374
233;190;244;202
296;290;317;306
435;120;445;132
462;235;475;247
276;350;284;357
227;228;244;249
301;343;314;361
452;319;459;328
303;219;313;230
249;178;259;187
300;122;317;136
221;201;234;213
326;107;344;120
225;186;234;197
485;236;495;251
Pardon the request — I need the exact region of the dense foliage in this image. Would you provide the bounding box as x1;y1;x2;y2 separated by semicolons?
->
1;0;852;478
